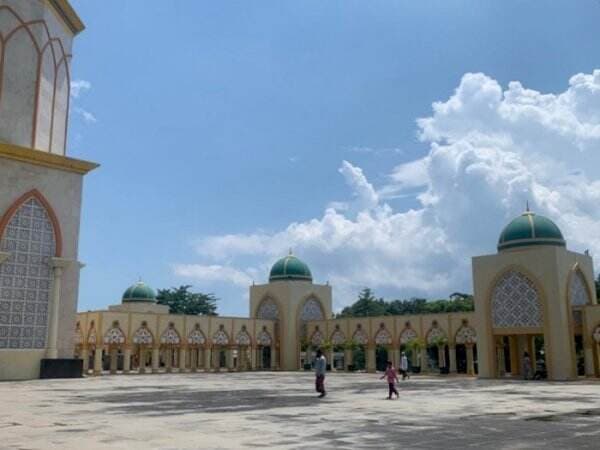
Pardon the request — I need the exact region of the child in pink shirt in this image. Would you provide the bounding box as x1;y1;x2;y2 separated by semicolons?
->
380;361;399;399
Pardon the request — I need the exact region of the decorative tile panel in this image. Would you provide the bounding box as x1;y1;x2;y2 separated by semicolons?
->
426;326;446;345
375;328;392;345
256;297;279;320
235;330;252;346
300;297;324;321
257;329;272;346
104;327;125;345
310;330;324;346
187;327;206;346
160;326;181;345
212;327;229;346
569;271;590;306
0;198;55;349
455;326;477;345
491;270;542;328
399;328;418;345
132;327;153;345
353;328;369;345
330;330;345;346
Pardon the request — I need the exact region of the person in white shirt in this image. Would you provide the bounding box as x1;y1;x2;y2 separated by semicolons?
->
399;352;410;380
314;348;327;398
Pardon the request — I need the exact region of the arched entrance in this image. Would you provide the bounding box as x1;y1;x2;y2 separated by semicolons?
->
103;322;126;374
426;323;448;373
351;325;368;371
256;296;280;369
330;326;346;370
297;296;325;369
374;324;392;372
160;323;181;372
256;327;273;369
211;325;230;371
235;326;252;371
399;324;419;373
187;324;206;372
455;323;477;375
568;268;592;377
132;323;154;374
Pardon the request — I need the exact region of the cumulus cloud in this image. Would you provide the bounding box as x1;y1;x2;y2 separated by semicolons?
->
70;79;91;99
178;69;600;309
173;264;253;287
70;79;96;124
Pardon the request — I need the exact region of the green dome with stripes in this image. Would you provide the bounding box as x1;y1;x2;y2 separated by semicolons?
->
269;253;312;282
122;281;157;303
498;211;565;252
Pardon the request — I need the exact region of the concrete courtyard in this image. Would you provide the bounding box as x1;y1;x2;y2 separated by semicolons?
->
1;372;599;449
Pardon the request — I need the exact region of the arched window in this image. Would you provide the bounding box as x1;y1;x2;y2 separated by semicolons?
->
569;270;590;307
160;324;181;345
187;325;206;346
375;325;392;345
257;328;272;346
330;328;345;346
104;324;126;345
256;297;279;320
455;326;477;345
212;325;229;346
235;327;252;346
300;297;324;321
491;270;542;328
310;329;324;346
0;195;58;349
352;326;369;345
399;327;418;345
132;326;153;345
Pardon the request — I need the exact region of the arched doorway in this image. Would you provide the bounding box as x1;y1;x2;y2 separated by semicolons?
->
235;326;252;371
103;322;126;374
330;326;346;370
160;323;181;372
399;324;419;373
257;327;273;369
374;324;392;372
211;325;230;371
256;297;280;368
132;323;154;374
426;323;448;374
298;296;325;369
187;324;206;372
568;268;592;377
455;323;477;375
351;325;368;371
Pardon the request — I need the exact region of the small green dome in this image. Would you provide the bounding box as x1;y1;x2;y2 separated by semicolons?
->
122;281;157;303
498;211;565;251
269;253;312;282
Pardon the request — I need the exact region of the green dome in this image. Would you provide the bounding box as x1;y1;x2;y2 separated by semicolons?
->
269;254;313;282
122;281;157;303
498;211;565;251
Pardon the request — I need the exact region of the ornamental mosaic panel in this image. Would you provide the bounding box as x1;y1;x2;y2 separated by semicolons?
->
300;298;324;321
0;198;55;349
569;271;590;307
160;327;181;345
427;327;446;345
330;330;345;346
212;329;229;346
491;270;542;328
257;330;272;346
256;298;279;320
103;327;125;345
593;326;600;343
187;329;206;346
310;330;324;346
375;328;392;345
455;326;477;345
399;328;417;345
236;330;252;346
353;328;369;345
132;327;153;345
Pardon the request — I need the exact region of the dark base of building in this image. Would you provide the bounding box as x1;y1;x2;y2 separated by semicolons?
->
40;358;83;379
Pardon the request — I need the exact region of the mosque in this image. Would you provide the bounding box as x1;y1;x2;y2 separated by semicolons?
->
1;0;600;382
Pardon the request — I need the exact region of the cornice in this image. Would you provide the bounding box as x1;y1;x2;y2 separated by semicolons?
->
0;143;98;175
48;0;85;35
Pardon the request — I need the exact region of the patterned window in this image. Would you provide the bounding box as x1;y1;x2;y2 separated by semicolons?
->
236;329;252;346
310;329;324;346
256;297;279;320
104;327;125;345
593;326;600;344
160;325;181;345
300;298;324;321
212;326;229;346
132;327;153;345
330;329;345;346
0;198;56;349
569;271;590;307
375;328;392;345
491;270;543;328
257;329;272;346
187;326;206;346
455;326;477;345
427;327;446;345
399;328;417;345
353;328;369;345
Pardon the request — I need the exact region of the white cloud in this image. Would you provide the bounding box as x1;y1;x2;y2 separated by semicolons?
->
73;107;97;124
173;264;253;287
178;69;600;309
70;79;91;99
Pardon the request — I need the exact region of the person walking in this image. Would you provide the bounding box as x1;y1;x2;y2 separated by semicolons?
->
314;348;327;398
380;361;400;399
399;352;410;380
523;351;532;380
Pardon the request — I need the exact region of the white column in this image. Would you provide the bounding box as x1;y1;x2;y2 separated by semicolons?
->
123;347;131;374
271;347;278;370
250;347;257;370
227;348;235;371
93;348;103;375
367;346;376;373
81;348;89;372
344;349;353;371
109;348;118;374
205;347;212;371
466;345;475;376
421;348;428;372
47;258;72;359
139;347;147;373
179;347;187;372
152;347;160;373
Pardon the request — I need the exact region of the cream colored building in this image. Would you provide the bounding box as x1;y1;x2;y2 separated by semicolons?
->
0;0;97;380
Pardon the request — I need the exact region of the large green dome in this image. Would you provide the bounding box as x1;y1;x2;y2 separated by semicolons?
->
122;281;157;303
269;253;313;282
498;211;565;251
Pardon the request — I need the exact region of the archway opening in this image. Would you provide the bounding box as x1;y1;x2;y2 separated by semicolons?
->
352;345;366;371
375;346;389;372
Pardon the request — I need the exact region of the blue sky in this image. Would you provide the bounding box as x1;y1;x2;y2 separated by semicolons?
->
69;0;600;315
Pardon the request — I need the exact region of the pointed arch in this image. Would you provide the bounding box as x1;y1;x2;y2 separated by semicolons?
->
187;325;206;346
426;325;447;345
0;189;62;257
212;325;230;346
257;328;272;346
490;268;543;328
374;325;392;346
160;324;181;346
132;325;154;345
103;325;126;346
235;328;252;346
352;326;369;345
309;328;325;347
255;295;280;320
298;295;325;322
73;322;83;346
455;326;477;345
330;327;346;346
568;268;592;307
399;327;418;345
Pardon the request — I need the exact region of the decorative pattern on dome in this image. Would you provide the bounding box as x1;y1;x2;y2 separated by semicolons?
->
132;326;153;345
73;323;83;345
593;326;600;343
236;329;252;346
427;326;446;345
0;198;55;350
330;329;345;346
212;326;229;346
492;270;542;328
160;325;181;345
257;329;272;346
353;328;369;345
455;326;477;345
569;271;590;306
187;326;206;346
375;328;392;345
300;298;324;321
399;328;417;345
256;297;279;320
310;329;325;346
104;327;125;345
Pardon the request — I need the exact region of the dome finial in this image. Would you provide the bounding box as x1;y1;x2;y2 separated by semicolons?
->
289;247;293;256
526;200;530;212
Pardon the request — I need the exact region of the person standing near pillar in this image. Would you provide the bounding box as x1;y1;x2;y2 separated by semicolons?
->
314;348;327;398
399;352;410;380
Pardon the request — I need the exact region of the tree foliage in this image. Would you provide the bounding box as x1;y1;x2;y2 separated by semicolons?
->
337;288;474;318
156;285;218;316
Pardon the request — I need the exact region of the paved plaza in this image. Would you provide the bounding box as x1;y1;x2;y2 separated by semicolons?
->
1;372;600;450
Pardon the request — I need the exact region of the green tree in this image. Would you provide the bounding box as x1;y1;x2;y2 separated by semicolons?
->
156;285;218;315
338;288;388;317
